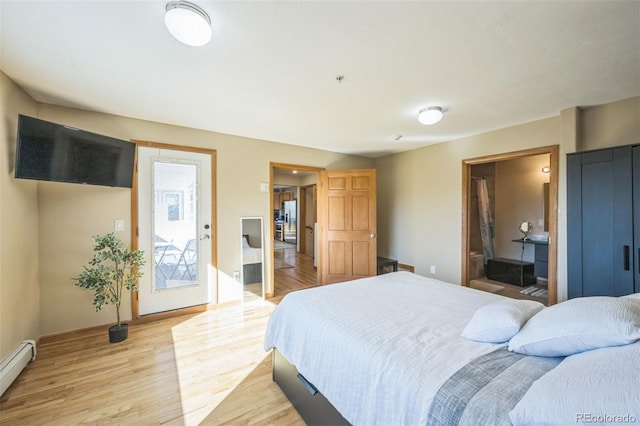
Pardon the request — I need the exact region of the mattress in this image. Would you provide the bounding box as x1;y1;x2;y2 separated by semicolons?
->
242;246;262;265
264;271;507;425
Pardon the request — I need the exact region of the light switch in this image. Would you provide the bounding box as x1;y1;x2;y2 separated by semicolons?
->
259;182;269;192
114;219;125;232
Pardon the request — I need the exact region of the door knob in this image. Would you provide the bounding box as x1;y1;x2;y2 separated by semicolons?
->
370;233;376;239
200;234;210;240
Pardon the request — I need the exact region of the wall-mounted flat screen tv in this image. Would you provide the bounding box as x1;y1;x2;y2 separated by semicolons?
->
15;115;135;188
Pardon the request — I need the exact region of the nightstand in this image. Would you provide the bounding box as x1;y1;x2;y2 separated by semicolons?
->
377;257;398;275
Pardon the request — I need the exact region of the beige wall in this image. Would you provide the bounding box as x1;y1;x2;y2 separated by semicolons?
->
494;154;550;262
242;218;263;249
376;97;639;302
376;117;562;289
37;182;132;334
0;73;40;360
274;174;304;187
580;96;640;151
33;104;373;334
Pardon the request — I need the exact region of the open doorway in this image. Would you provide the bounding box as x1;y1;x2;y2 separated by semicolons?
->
462;146;559;305
269;163;323;298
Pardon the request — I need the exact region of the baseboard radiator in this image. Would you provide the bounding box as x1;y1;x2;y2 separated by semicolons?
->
0;340;36;396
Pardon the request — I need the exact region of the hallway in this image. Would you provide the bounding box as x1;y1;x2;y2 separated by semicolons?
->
273;241;318;298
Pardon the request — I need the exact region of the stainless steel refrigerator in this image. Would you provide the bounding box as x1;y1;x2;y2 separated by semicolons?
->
283;200;297;244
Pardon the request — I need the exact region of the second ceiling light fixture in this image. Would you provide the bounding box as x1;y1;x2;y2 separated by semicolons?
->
418;106;446;125
164;1;212;47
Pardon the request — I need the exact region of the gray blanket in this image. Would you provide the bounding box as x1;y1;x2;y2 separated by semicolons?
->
426;347;563;426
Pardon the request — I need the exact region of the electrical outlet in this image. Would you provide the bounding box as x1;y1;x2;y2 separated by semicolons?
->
233;271;240;281
430;265;436;274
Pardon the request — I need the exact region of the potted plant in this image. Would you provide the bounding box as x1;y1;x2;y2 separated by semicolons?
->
74;232;145;343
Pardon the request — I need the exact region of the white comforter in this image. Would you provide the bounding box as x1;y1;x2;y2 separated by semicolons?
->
242;247;262;265
264;271;507;425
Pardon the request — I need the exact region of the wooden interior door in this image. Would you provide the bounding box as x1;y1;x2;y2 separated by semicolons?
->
319;169;377;284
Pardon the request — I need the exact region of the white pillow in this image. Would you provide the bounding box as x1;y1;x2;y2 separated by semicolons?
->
622;292;640;300
461;299;544;343
242;237;250;248
509;342;640;426
508;296;640;356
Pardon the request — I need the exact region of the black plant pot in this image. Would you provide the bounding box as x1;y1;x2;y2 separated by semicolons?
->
108;323;129;343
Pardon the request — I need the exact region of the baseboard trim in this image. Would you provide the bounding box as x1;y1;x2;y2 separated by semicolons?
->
39;300;243;344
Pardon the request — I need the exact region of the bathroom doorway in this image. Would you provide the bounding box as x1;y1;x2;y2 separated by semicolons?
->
462;146;559;305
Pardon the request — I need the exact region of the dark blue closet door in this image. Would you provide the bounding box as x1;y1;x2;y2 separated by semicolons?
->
567;153;583;299
634;146;640;293
567;146;633;298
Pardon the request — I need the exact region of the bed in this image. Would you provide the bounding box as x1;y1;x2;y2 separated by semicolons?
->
242;234;262;284
264;271;640;425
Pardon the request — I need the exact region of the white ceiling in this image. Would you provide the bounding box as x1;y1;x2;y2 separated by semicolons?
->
1;1;638;158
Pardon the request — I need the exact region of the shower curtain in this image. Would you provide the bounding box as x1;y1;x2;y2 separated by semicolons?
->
477;178;496;264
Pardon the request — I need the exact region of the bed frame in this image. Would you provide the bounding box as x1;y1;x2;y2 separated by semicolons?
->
242;262;262;284
272;349;350;425
242;234;263;284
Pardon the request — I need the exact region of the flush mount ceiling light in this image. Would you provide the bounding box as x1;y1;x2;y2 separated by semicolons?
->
418;106;445;125
164;1;212;47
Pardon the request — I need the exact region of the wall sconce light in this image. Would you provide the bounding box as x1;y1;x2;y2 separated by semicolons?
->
541;166;551;173
418;106;446;125
165;1;212;47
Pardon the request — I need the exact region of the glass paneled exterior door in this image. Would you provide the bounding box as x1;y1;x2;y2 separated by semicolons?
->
137;147;213;315
153;162;198;290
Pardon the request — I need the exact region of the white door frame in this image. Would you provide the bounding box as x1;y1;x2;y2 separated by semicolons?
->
131;141;217;320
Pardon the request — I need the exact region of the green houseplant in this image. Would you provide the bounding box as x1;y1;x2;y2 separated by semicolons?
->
74;233;145;343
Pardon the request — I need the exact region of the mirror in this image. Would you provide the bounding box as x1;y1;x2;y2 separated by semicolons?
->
519;220;533;240
240;217;264;302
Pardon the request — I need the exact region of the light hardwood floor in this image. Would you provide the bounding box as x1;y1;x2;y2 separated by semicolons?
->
494;282;548;305
470;277;548;305
274;242;318;298
0;246;317;425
